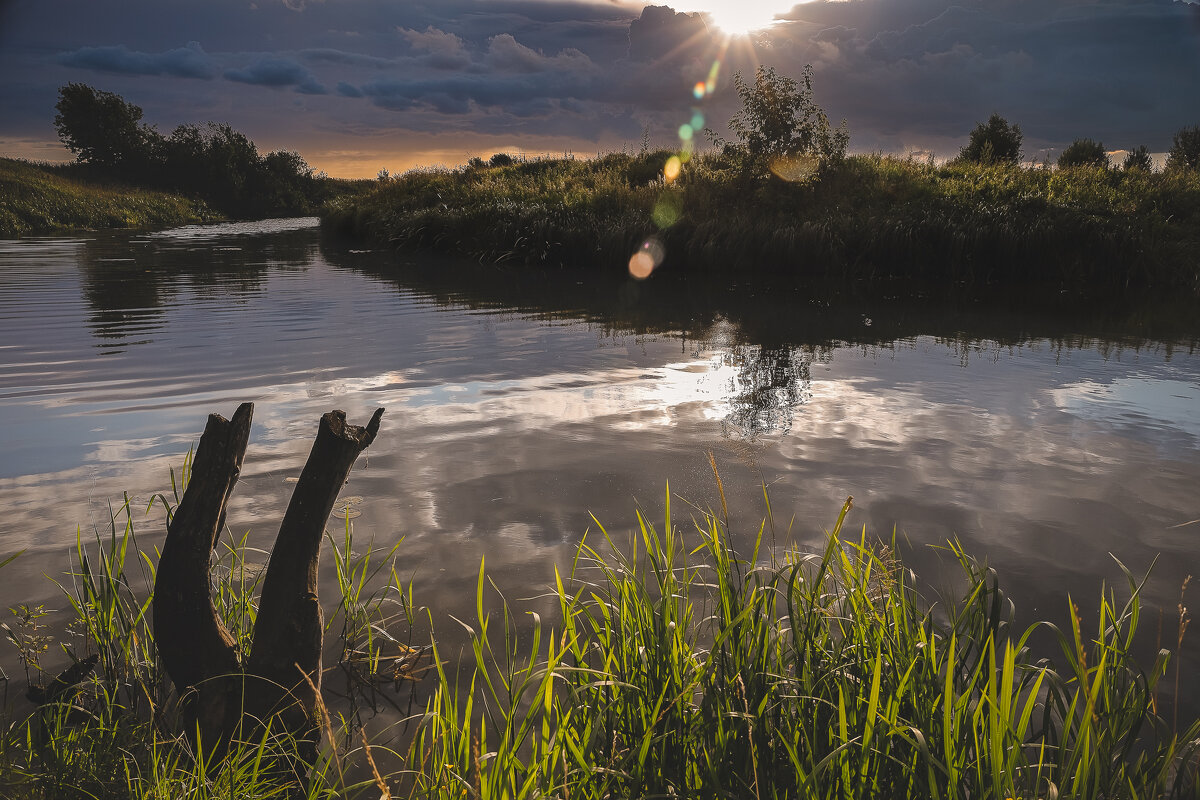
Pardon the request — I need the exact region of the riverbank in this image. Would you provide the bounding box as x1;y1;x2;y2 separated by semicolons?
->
1;488;1196;798
0;157;219;237
324;151;1200;298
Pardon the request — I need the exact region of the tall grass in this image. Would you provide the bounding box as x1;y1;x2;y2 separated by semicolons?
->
0;157;217;238
324;152;1200;298
2;470;1198;797
406;485;1200;798
0;462;419;799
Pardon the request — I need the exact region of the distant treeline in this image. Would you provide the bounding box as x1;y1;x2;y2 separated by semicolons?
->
51;84;372;219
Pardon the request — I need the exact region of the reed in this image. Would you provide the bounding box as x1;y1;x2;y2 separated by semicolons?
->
2;469;1199;797
403;486;1200;798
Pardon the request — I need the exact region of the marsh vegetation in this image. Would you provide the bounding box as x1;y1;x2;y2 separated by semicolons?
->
325;149;1200;299
0;157;217;238
2;473;1198;798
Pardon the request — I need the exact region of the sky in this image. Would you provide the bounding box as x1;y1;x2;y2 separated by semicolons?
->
1;0;1198;178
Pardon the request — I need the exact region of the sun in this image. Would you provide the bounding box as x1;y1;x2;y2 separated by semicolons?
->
676;1;786;37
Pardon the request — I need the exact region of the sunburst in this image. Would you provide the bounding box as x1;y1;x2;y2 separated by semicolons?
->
678;1;787;37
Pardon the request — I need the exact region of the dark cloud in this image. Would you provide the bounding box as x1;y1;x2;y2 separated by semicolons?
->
302;49;396;69
694;0;1200;155
224;57;327;94
5;0;1200;173
627;5;709;62
57;42;215;79
399;26;473;70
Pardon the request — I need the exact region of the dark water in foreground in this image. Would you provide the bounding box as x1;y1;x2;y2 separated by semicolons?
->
1;218;1199;713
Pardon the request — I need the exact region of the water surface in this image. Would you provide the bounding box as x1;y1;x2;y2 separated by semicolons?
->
2;218;1198;709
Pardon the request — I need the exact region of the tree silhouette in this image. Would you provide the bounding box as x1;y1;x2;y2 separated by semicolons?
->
1122;145;1153;172
54;83;159;172
1057;138;1109;169
53;84;319;218
958;114;1023;166
1166;125;1200;171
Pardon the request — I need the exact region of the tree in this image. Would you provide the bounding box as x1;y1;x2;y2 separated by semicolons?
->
53;83;320;217
54;83;160;171
1057;138;1109;169
162;123;265;217
958;114;1023;166
721;65;848;178
1122;145;1153;172
1166;125;1200;171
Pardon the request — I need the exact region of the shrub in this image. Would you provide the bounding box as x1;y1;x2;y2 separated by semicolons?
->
718;65;849;178
1167;125;1200;171
959;114;1023;166
1058;138;1109;169
1123;145;1153;172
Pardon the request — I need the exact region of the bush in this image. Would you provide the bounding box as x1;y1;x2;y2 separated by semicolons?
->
959;114;1023;166
1058;138;1109;169
1167;125;1200;171
719;65;849;178
1123;145;1153;172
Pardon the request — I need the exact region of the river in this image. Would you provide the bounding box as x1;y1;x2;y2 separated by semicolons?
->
2;217;1198;711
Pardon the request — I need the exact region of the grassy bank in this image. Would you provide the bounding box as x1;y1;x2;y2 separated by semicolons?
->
324;152;1200;298
2;470;1198;797
0;158;219;238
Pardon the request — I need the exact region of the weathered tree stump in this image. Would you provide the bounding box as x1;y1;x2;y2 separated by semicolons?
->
153;402;383;770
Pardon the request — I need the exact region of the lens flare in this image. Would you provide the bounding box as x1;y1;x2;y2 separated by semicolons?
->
629;238;665;279
768;153;821;183
663;155;682;182
693;82;707;99
652;192;682;228
706;61;720;95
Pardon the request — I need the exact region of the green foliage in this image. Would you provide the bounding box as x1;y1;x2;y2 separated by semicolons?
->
959;114;1023;166
721;65;849;178
51;84;330;219
1058;138;1110;169
1124;145;1154;172
2;469;1200;797
325;149;1200;297
54;83;157;173
0;459;424;799
1167;125;1200;172
406;489;1200;798
0;157;215;237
